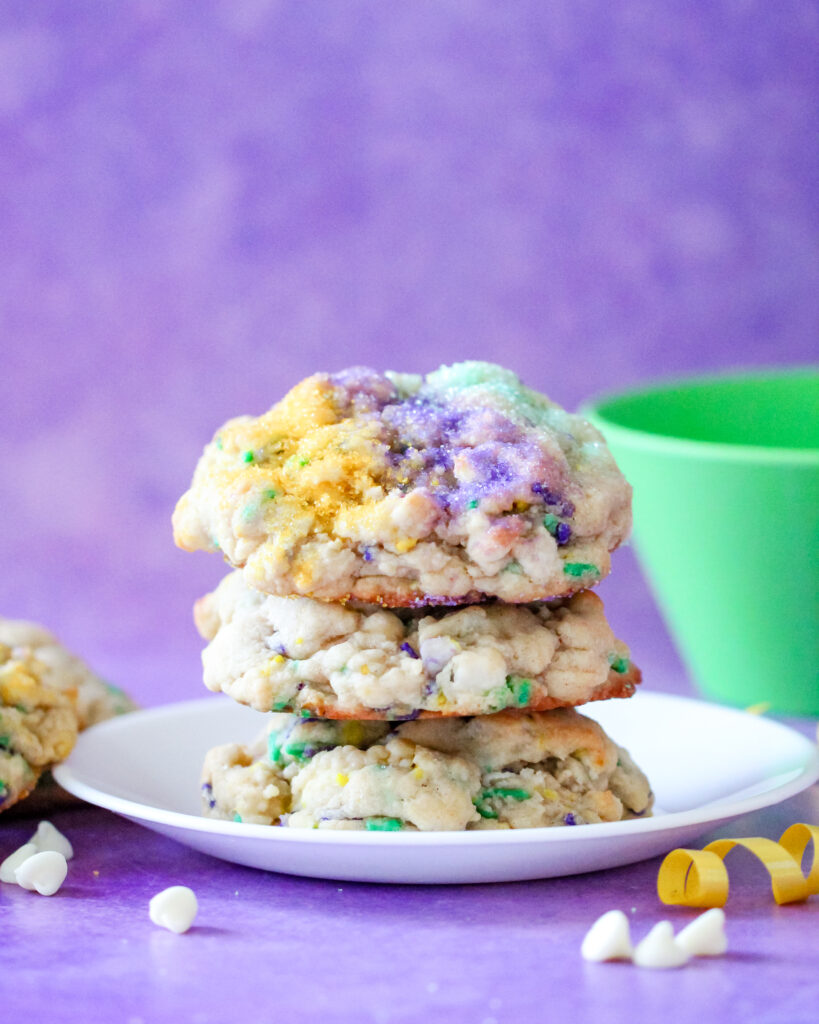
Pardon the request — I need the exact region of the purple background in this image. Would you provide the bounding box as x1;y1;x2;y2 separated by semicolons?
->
1;3;818;1021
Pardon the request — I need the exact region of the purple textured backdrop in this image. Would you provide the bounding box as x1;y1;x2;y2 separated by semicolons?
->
2;5;819;1024
2;0;817;705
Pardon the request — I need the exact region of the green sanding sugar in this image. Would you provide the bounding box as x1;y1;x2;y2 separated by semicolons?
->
365;816;403;831
563;562;599;577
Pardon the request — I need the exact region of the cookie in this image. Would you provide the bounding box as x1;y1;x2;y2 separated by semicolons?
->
195;571;639;719
201;707;653;831
0;644;79;813
174;362;631;606
0;618;136;729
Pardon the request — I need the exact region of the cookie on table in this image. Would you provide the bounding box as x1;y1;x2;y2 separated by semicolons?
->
0;644;79;813
0;618;136;729
195;571;639;719
201;708;653;831
174;362;631;606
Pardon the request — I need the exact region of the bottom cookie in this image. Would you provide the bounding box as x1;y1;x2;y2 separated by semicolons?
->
201;708;653;831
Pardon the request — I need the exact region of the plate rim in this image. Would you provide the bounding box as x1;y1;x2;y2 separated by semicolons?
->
54;692;819;848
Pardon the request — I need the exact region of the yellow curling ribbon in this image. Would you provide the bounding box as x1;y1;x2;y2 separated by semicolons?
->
657;823;819;907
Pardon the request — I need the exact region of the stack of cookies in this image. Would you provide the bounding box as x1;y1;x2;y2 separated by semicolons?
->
174;362;653;831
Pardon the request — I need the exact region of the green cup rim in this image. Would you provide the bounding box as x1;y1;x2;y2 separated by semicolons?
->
582;365;819;466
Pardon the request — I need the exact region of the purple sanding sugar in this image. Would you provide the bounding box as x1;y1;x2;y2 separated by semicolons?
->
564;813;577;826
555;522;571;545
400;641;419;659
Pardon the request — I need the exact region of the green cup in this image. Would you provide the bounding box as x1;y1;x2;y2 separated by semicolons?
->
583;367;819;717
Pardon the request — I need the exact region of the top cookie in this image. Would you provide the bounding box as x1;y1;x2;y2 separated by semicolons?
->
173;362;632;605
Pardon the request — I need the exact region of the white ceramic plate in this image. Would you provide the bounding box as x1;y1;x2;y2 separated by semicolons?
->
54;692;819;884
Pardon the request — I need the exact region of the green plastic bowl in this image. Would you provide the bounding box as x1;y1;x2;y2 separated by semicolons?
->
583;367;819;717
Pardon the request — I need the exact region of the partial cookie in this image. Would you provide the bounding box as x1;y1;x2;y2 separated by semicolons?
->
174;362;631;606
0;618;136;729
195;572;639;719
201;708;653;831
0;644;79;813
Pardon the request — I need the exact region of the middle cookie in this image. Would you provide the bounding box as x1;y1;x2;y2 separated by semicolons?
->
195;572;640;720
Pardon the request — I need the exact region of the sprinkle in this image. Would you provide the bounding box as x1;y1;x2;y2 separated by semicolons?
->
215;436;223;450
263;489;277;501
505;676;531;707
400;642;419;659
481;787;531;802
468;499;479;509
563;562;599;578
609;654;630;674
241;450;254;463
543;513;559;534
295;637;303;645
363;548;373;562
555;522;571;545
233;813;242;823
542;788;558;800
298;457;310;467
412;767;424;780
395;537;417;553
564;813;577;825
365;817;403;831
272;654;285;665
271;700;290;712
359;665;370;675
504;560;523;575
335;773;349;787
474;801;499;820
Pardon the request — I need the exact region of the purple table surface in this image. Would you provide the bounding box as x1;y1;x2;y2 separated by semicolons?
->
2;1;818;1021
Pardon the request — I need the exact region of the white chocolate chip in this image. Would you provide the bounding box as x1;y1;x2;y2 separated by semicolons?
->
149;886;198;934
581;910;633;962
30;821;74;860
0;843;38;883
633;921;689;969
14;851;68;896
675;908;727;957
